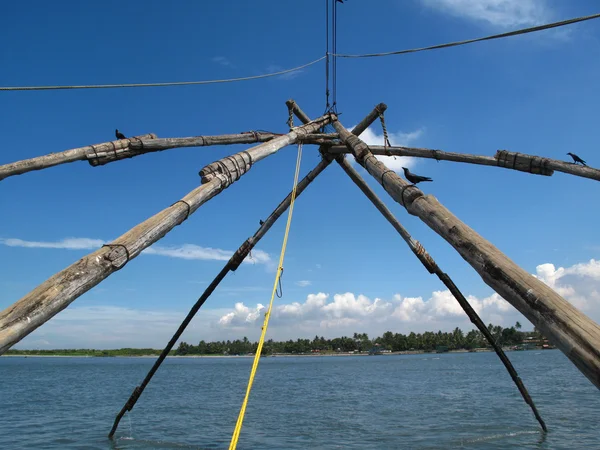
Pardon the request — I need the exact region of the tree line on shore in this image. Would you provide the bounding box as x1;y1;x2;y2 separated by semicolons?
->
6;322;545;357
175;322;539;356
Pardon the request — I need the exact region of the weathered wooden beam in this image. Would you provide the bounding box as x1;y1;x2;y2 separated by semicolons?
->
92;132;282;166
286;99;387;137
0;110;332;354
327;145;600;181
331;115;600;390
336;154;547;431
111;133;338;167
0;134;157;181
350;103;387;137
494;149;600;181
0;131;338;181
108;154;334;439
285;99;312;125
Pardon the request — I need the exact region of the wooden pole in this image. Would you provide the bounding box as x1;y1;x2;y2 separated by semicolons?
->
100;133;337;167
0;134;157;181
289;101;549;427
0;131;338;181
0;110;332;354
326;145;600;182
330;114;600;390
285;99;387;137
336;154;547;431
108;154;334;439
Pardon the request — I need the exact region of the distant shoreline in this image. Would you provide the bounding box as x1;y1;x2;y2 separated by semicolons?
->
0;348;557;358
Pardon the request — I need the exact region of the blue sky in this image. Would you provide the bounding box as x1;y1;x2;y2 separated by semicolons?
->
1;0;600;349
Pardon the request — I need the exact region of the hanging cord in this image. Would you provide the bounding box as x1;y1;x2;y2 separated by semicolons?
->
324;0;340;115
276;268;284;298
228;143;304;450
287;104;294;130
325;0;330;111
378;109;393;157
332;0;338;111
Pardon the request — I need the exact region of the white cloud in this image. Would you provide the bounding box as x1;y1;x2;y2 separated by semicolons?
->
0;237;105;250
295;280;312;287
212;56;234;67
0;237;271;265
266;64;304;80
215;259;600;338
533;259;600;311
217;289;509;334
12;259;600;348
420;0;551;28
352;125;425;172
218;302;265;327
391;290;510;323
143;244;271;265
143;244;232;260
14;305;229;350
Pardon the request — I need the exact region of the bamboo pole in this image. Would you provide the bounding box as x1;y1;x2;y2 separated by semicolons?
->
326;145;600;181
108;154;334;439
99;132;337;166
0;134;157;181
336;155;547;431
0;131;338;181
0;110;332;354
330;114;600;390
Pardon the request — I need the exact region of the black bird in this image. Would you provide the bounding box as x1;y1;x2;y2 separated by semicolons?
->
567;152;587;166
402;167;433;184
115;129;126;140
259;219;265;226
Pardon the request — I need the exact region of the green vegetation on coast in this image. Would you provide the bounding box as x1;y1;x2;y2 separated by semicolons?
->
5;322;552;357
5;348;164;357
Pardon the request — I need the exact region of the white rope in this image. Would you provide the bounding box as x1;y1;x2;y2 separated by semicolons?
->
0;56;326;91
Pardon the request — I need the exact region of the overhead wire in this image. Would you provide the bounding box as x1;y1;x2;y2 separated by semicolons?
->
0;12;597;93
0;56;326;91
331;11;600;58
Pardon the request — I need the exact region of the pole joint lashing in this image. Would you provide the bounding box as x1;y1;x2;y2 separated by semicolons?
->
125;386;142;411
287;103;295;130
230;239;253;271
378;110;392;157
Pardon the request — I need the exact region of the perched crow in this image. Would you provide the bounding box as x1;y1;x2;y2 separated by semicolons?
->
567;152;587;166
115;129;126;140
402;167;433;184
259;219;265;226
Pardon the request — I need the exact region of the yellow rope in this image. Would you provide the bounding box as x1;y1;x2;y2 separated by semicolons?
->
228;143;304;450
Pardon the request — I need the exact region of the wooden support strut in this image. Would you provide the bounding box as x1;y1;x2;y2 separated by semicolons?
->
325;145;600;182
0;134;157;181
0;108;333;354
97;133;338;167
108;154;334;439
289;102;547;429
329;113;600;390
0;131;339;181
336;155;547;432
